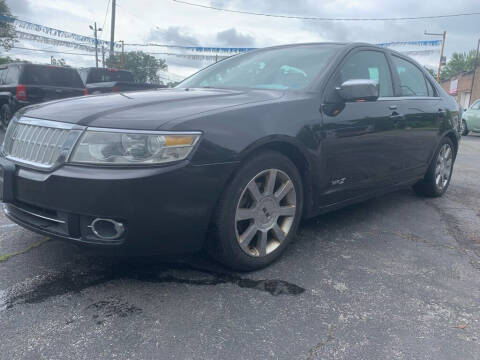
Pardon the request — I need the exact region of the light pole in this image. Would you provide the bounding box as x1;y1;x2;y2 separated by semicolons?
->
425;30;447;82
89;22;103;68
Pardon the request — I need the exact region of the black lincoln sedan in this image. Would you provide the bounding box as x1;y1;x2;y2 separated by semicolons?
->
0;43;460;270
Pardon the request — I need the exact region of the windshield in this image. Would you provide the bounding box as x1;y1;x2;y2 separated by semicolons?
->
178;45;342;90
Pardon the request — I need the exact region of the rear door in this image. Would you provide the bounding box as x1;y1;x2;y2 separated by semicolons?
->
389;55;441;176
320;48;405;204
21;65;85;102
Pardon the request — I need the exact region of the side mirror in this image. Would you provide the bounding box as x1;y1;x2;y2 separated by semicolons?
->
336;79;379;102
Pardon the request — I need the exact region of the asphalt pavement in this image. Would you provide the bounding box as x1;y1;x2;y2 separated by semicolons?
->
0;134;479;360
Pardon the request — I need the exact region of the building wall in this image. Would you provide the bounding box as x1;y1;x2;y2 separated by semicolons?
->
441;67;480;109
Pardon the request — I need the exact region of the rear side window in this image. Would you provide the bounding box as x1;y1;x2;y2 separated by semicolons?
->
392;56;428;97
23;65;84;88
86;69;134;83
4;65;20;85
338;50;393;97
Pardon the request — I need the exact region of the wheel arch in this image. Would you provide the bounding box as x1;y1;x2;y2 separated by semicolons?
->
444;130;459;158
236;136;315;218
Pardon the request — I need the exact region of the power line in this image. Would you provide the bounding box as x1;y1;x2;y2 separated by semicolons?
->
171;0;480;21
101;0;111;41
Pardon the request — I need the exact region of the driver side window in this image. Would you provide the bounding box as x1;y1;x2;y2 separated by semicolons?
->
338;50;393;97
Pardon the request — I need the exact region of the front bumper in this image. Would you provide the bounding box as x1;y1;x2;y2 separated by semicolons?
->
1;158;237;254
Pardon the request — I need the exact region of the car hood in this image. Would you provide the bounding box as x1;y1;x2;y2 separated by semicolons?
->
21;88;284;130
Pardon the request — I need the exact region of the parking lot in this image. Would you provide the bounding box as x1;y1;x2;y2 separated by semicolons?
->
0;133;479;359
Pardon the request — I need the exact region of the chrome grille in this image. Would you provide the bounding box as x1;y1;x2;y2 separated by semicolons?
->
2;117;84;170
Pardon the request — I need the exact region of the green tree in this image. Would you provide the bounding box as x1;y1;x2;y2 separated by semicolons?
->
440;50;478;81
106;51;167;83
0;0;16;53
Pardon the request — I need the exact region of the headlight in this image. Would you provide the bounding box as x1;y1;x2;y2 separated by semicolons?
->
69;129;201;165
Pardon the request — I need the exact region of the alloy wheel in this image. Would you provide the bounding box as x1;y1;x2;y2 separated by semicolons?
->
435;143;453;191
235;169;297;257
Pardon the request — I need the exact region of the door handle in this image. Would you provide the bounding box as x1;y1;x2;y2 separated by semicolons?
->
389;105;398;110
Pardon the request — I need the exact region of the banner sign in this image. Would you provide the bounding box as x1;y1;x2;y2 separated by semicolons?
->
376;40;442;47
15;31;97;52
400;49;440;56
0;15;121;49
126;42;255;54
1;15;443;62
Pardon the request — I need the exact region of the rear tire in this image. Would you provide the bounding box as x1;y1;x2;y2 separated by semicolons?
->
461;120;469;136
413;137;455;198
1;104;12;130
207;151;303;271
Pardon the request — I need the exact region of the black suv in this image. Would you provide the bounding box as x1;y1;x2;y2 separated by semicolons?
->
0;63;85;128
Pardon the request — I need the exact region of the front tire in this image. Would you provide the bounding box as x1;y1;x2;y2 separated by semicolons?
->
461;120;469;136
207;151;303;271
413;137;455;197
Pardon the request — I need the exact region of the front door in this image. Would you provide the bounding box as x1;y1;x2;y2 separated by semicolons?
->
320;49;405;205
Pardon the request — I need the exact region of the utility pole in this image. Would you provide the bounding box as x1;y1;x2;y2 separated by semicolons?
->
89;22;103;68
425;30;446;82
120;40;125;69
110;0;116;58
469;38;480;107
